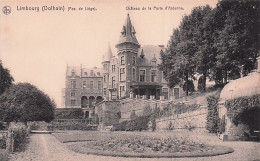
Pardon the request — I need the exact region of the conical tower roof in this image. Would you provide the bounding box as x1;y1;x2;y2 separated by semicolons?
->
116;14;140;48
102;43;113;62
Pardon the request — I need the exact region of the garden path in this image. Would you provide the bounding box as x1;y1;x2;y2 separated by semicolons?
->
8;133;260;161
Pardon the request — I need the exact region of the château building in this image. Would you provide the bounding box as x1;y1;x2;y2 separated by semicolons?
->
62;14;184;117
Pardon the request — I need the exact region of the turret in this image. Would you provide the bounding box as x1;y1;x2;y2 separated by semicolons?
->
116;14;140;53
115;14;141;98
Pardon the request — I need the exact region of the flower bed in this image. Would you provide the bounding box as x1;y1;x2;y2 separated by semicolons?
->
68;135;233;158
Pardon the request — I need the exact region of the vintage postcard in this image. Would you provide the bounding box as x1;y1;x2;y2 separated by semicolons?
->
0;0;259;160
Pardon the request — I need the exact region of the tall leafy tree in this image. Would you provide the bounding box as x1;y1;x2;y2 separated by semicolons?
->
0;83;55;123
212;0;260;83
0;61;14;95
160;14;198;96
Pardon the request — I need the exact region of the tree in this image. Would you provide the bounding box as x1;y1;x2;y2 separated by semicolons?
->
212;0;260;83
0;83;55;123
183;80;195;93
0;61;14;95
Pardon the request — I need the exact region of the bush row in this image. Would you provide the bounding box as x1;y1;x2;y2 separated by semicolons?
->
48;122;97;131
54;108;84;119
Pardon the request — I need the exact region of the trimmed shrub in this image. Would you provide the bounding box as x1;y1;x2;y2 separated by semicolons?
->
7;122;27;151
206;92;220;133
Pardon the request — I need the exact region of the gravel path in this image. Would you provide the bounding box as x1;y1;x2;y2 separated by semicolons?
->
8;133;260;161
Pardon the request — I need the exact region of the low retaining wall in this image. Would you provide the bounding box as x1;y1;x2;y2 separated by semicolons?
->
156;107;207;132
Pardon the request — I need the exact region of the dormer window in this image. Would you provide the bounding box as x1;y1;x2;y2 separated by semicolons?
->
84;72;88;77
151;60;157;66
121;26;126;36
90;70;94;76
97;72;100;76
71;70;75;76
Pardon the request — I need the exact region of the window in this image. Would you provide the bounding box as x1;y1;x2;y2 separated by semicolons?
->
174;88;179;99
83;81;86;90
84;72;87;77
151;60;156;66
132;68;136;81
71;80;76;89
104;88;107;95
98;81;102;89
90;81;94;89
162;88;169;99
86;81;90;88
104;75;107;83
112;76;116;88
90;70;94;76
70;91;75;97
120;68;125;81
120;86;125;97
151;70;157;82
97;72;100;76
71;99;76;106
112;65;116;73
121;56;125;65
139;69;146;82
133;56;136;65
94;81;98;88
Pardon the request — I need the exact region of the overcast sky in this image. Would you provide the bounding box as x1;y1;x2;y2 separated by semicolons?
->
0;0;218;107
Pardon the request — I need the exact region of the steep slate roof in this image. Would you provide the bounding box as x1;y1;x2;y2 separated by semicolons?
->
102;43;113;62
66;66;103;77
137;45;165;66
116;14;140;47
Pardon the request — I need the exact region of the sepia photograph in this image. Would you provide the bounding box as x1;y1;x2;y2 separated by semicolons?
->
0;0;259;160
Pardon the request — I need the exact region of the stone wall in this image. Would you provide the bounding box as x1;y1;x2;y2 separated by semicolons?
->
96;98;208;132
95;101;121;129
156;107;207;132
119;98;167;122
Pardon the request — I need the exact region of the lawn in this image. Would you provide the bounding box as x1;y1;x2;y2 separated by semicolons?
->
53;131;234;158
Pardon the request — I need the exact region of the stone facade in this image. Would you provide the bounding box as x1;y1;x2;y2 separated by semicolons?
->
62;66;103;118
62;14;185;118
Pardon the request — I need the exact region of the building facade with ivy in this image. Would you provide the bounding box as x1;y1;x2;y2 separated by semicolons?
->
218;56;260;140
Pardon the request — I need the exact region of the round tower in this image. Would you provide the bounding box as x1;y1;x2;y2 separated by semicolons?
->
102;43;113;100
115;14;140;98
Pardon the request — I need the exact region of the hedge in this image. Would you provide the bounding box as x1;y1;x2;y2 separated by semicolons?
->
225;94;260;125
48;122;97;131
206;92;220;133
54;108;84;119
